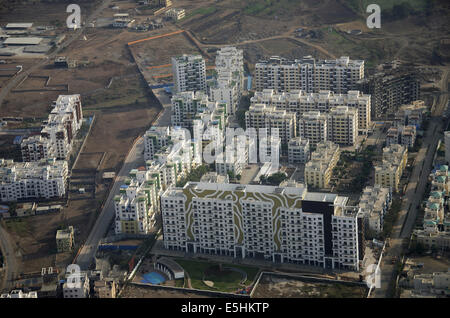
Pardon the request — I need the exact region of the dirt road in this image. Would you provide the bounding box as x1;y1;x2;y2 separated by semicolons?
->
0;222;20;292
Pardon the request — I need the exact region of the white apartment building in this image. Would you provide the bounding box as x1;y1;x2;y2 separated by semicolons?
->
288;137;310;164
251;89;370;133
171;91;221;129
326;106;358;146
0;158;68;202
63;271;90;298
298;111;328;147
171;54;206;93
144;126;171;161
209;47;245;115
215;136;253;176
304;141;340;189
245;103;296;146
358;185;392;234
114;171;158;235
254;56;364;93
161;182;361;270
374;144;408;193
165;8;185;21
21;94;83;161
209;77;239;115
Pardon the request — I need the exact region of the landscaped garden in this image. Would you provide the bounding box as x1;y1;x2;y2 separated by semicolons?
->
174;258;260;293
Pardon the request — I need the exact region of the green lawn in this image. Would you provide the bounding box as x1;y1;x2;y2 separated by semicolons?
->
175;258;259;292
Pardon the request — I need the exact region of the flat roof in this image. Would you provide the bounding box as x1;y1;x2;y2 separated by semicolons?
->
5;23;33;29
4;37;42;45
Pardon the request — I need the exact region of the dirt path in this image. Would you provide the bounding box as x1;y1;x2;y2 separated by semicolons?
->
0;222;20;292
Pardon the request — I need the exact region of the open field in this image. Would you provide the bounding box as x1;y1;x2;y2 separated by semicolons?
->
121;283;211;298
252;273;368;298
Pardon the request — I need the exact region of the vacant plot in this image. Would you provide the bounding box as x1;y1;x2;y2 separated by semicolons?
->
175;258;259;293
253;274;368;298
121;283;211;298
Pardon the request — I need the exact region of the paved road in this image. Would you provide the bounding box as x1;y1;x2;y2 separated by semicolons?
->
374;67;449;298
0;223;19;292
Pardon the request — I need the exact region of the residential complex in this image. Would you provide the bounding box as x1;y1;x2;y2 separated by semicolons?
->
144;126;171;161
298;111;328;147
374;144;408;192
171;54;206;93
326;106;358;146
385;125;416;148
21;94;83;162
114;168;159;235
251;89;371;134
254;56;364;94
209;46;244;115
358;61;420;119
161;182;362;270
171;91;224;129
358;186;392;235
414;165;450;250
288;137;310;164
304;141;340;189
245;103;296;145
0;158;68;202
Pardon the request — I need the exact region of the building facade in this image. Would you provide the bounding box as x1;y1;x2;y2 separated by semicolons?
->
254;56;364;94
161;182;361;270
171;54;206;93
304;141;340;189
0;158;68;202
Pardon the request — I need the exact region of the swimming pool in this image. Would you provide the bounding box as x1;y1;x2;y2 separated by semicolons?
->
141;272;166;285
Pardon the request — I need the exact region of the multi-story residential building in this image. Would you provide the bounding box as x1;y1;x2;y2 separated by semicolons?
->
304;141;340;189
56;226;75;253
215;136;253;177
358;186;392;235
386;125;416;148
114;169;159;235
21;94;83;161
144;126;171;161
165;8;185;21
414;165;450;250
161;182;361;270
209;47;245;115
374;144;408;192
358;61;420;119
298;111;328;147
254;56;364;93
251;89;371;134
171;91;222;129
209;77;240;115
288;137;310;164
394;100;427;129
0;158;68;202
171;54;206;93
326;106;358;146
245;103;296;146
63;270;90;298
